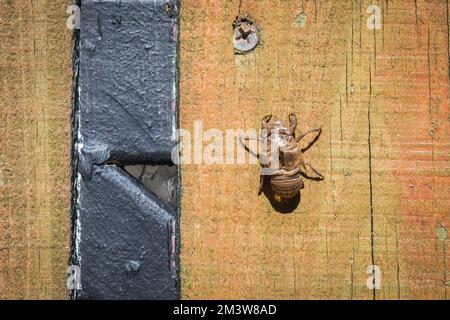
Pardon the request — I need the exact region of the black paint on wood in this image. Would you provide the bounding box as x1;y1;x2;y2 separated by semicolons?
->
73;0;179;299
78;166;177;299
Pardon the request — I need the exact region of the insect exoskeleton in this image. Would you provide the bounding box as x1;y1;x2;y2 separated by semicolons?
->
240;113;324;202
270;172;304;200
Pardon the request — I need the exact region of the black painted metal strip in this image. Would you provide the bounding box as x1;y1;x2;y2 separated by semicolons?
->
72;0;179;299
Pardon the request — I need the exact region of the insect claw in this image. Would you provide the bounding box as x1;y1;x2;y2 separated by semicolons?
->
262;114;273;127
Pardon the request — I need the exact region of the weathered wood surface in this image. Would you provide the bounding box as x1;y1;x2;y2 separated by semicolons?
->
0;0;72;299
180;0;450;299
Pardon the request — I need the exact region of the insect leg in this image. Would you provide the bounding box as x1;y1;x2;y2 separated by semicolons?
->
288;113;297;134
297;127;322;152
258;175;265;195
304;162;324;180
239;134;261;159
262;114;273;127
280;166;302;176
260;117;272;142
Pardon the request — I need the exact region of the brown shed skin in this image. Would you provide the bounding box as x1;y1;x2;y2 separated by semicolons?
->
0;1;72;299
180;0;450;299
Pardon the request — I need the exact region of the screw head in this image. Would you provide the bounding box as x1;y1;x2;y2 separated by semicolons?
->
233;18;259;54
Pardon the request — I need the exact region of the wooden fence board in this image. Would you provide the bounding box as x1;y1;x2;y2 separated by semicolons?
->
179;0;449;299
0;0;72;299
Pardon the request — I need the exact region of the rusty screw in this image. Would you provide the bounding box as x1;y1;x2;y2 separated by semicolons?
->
233;18;259;54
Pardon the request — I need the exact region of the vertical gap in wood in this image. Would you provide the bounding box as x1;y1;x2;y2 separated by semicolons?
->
368;52;376;301
69;0;81;300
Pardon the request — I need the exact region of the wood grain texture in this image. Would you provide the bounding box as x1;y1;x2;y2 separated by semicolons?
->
180;0;449;299
0;0;72;299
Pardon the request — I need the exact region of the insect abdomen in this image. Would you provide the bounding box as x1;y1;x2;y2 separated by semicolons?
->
270;173;304;200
